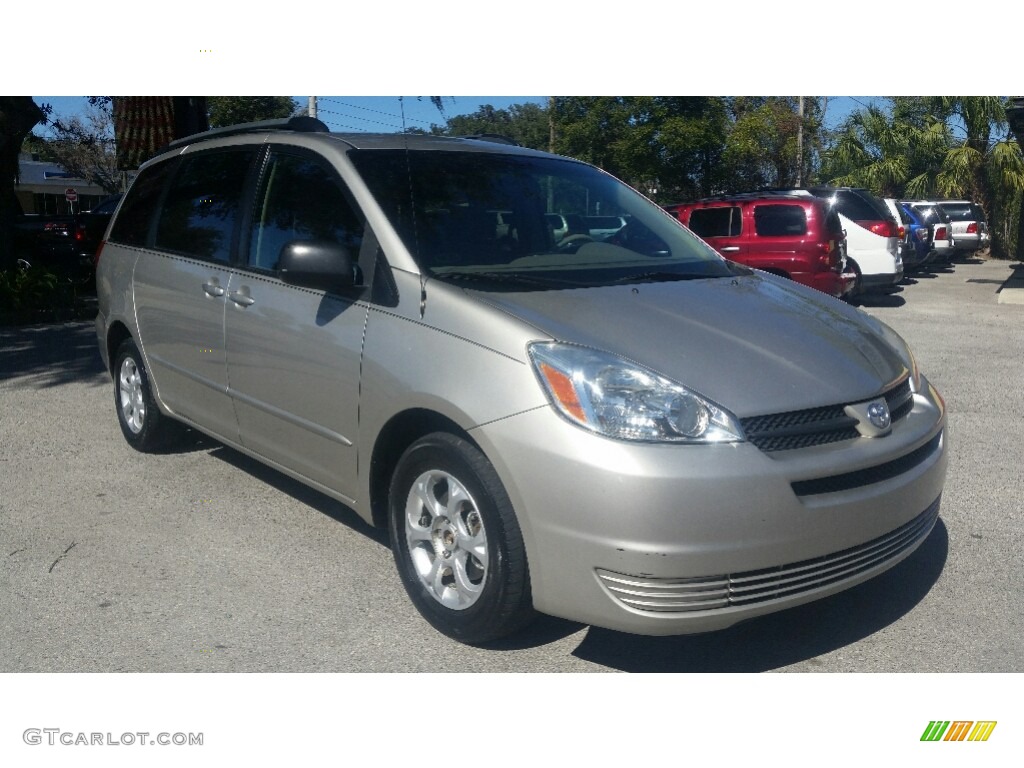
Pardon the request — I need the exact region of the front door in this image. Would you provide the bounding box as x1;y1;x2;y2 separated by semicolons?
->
224;148;369;501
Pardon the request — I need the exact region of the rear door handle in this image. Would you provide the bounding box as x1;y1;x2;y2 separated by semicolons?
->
719;246;740;253
202;282;225;297
228;291;255;307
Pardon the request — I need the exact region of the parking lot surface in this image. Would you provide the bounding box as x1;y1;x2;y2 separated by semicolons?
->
1;258;1022;672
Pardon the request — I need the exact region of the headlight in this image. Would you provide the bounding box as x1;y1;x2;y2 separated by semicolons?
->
528;342;744;443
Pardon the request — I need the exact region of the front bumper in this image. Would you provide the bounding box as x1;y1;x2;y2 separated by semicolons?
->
472;378;947;635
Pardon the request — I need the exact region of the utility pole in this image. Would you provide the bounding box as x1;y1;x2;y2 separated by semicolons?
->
308;96;317;120
797;96;804;187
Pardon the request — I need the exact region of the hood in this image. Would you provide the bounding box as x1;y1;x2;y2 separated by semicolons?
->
472;273;909;418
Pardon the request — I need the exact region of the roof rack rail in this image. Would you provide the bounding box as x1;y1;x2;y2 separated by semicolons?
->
159;115;330;154
459;133;520;146
695;190;807;202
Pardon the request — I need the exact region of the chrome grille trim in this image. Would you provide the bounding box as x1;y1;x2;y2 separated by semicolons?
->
741;377;913;452
596;496;940;614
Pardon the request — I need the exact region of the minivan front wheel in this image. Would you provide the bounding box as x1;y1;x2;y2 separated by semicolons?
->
388;432;534;644
113;339;175;452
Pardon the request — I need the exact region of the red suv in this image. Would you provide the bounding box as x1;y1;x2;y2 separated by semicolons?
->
666;193;853;298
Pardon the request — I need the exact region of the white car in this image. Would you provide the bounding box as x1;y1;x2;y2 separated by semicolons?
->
788;187;902;295
936;200;986;256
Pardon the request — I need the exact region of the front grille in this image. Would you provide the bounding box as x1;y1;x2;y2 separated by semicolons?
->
596;496;940;614
740;377;913;453
885;379;914;423
791;431;941;497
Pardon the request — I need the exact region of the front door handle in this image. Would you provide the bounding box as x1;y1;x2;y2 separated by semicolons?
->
719;246;740;253
228;291;255;307
203;282;225;297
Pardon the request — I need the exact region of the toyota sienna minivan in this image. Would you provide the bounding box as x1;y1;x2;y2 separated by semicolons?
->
95;117;948;644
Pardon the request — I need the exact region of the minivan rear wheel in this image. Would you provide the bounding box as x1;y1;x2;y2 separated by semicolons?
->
113;339;176;452
388;432;534;644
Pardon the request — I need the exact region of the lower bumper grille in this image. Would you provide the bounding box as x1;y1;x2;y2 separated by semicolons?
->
596;496;940;614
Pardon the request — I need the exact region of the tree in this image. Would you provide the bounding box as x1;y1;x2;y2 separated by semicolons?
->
1;97;46;262
552;97;732;202
432;102;550;151
45;97;123;195
822;97;1024;258
723;97;825;191
206;97;298;128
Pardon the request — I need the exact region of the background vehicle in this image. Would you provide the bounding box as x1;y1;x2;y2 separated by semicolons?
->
667;193;851;297
777;187;902;296
935;200;986;257
884;198;930;272
903;201;954;265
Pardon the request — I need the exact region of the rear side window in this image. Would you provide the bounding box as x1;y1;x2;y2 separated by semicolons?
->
248;151;364;271
688;206;741;237
833;191;889;222
938;203;974;221
753;205;807;236
108;160;176;247
154;149;254;262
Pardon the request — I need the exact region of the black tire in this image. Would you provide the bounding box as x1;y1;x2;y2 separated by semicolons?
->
844;258;863;302
388;432;535;644
112;339;177;452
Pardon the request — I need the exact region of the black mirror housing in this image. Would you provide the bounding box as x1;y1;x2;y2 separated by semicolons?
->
278;241;359;293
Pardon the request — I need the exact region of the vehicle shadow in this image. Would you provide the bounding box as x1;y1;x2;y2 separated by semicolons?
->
0;321;108;389
568;518;948;672
207;444;390;549
850;293;907;308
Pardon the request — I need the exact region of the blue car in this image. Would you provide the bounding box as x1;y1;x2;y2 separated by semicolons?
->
885;198;933;271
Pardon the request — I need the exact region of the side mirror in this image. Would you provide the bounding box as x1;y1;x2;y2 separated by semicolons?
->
278;240;360;293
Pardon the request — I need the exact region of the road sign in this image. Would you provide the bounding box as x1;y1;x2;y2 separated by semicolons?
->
65;187;78;203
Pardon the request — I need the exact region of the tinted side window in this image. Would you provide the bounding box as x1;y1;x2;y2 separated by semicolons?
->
154;150;254;262
688;207;741;237
754;205;807;236
248;152;364;271
834;191;887;221
108;160;176;247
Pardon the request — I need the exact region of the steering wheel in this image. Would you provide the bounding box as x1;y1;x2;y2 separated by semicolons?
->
556;233;594;253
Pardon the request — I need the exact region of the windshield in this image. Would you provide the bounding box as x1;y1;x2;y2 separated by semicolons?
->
349;149;739;289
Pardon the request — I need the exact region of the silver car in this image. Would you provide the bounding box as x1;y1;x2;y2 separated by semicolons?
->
95;117;948;644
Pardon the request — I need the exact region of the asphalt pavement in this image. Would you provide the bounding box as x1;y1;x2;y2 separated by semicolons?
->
1;257;1022;673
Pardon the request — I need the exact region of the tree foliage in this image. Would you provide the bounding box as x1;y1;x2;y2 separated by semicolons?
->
552;96;819;202
822;97;1024;258
45;98;123;195
207;97;298;128
433;102;551;151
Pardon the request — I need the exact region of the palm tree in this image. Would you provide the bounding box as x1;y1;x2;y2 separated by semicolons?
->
824;97;1024;258
931;97;1024;258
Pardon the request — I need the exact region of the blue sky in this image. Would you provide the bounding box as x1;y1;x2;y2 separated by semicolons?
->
31;96;881;136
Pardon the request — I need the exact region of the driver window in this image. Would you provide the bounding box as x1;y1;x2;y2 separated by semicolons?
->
249;152;364;272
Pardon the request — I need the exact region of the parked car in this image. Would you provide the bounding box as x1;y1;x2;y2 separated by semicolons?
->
76;194;122;264
777;187;903;296
903;201;954;265
666;192;852;298
935;200;986;257
95;117;948;644
883;198;930;272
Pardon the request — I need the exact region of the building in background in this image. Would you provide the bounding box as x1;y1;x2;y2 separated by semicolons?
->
15;154;109;215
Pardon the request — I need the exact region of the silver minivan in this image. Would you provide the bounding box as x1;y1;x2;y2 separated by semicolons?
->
95;117;948;644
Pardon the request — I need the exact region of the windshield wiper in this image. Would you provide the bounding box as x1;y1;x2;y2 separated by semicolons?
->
438;270;585;288
613;271;720;284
